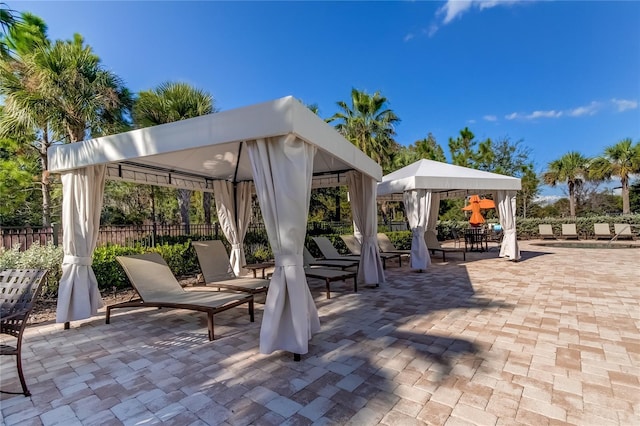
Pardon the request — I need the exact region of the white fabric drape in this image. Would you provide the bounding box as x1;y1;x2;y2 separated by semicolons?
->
424;192;441;249
213;180;252;276
247;135;320;355
56;165;106;323
403;189;430;270
347;171;385;285
496;190;520;261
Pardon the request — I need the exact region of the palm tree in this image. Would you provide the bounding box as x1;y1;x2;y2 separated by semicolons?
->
0;30;131;226
589;138;640;214
543;151;591;217
328;88;400;169
132;82;215;232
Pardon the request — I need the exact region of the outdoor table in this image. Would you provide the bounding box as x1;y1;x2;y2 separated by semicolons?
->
464;228;488;252
243;262;275;279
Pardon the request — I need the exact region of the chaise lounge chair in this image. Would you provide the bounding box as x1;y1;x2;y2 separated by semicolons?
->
192;240;270;295
424;233;466;261
303;247;359;272
561;223;579;240
593;223;612;240
376;233;411;265
312;236;360;261
109;253;254;341
340;234;402;268
613;223;635;240
1;269;48;396
301;249;357;299
538;224;556;239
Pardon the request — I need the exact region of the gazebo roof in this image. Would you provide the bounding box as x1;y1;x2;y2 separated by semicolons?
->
48;96;382;190
377;159;521;199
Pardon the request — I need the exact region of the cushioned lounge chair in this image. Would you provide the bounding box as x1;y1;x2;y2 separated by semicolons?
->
561;223;579;240
423;233;466;261
593;223;612;240
613;223;635;240
1;269;48;396
303;247;359;272
376;233;411;265
301;249;357;299
312;236;360;261
339;234;402;268
109;253;254;341
538;224;556;239
192;240;270;295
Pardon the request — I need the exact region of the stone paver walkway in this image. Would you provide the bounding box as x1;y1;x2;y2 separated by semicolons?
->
1;241;639;425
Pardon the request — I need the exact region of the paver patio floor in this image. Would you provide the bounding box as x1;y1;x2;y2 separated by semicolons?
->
1;240;639;425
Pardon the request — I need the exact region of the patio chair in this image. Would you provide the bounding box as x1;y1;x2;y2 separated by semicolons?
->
340;234;402;268
424;233;466;261
613;223;635;240
561;223;579;240
192;240;270;295
312;236;360;261
538;224;556;239
1;269;48;396
376;233;411;265
303;247;359;272
301;249;357;299
109;253;254;341
593;223;612;240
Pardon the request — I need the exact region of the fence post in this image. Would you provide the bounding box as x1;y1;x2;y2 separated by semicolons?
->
52;223;60;247
215;222;219;240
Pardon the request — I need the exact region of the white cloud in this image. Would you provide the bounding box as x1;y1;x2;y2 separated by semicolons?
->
527;110;562;119
403;33;415;42
504;99;636;122
483;115;497;122
534;195;562;206
611;98;638;112
568;101;600;117
467;119;477;124
436;0;529;26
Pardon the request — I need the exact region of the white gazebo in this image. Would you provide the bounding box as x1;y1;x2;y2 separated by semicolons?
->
47;96;385;356
377;159;522;268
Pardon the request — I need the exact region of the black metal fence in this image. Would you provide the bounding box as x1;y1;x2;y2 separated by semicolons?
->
1;220;410;252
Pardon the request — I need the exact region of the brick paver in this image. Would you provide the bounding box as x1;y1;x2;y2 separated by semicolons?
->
1;240;639;425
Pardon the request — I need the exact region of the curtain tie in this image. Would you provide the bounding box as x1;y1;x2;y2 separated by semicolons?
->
363;236;377;246
231;243;242;250
412;226;425;237
275;254;303;267
63;255;93;266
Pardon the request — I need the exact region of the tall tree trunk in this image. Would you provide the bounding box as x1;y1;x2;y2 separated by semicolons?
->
39;133;51;227
568;181;576;218
178;189;191;234
621;177;630;215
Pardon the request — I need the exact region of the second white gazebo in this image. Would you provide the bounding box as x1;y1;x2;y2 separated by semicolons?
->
377;159;522;269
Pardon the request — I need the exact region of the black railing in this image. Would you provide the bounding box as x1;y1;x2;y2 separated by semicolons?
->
3;221;407;251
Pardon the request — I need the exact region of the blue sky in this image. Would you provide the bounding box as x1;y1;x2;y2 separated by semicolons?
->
10;1;640;197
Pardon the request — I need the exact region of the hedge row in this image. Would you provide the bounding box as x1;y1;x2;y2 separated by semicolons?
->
2;214;637;297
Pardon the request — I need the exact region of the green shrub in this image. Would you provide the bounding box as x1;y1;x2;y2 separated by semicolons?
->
151;242;198;277
383;231;411;249
0;242;64;298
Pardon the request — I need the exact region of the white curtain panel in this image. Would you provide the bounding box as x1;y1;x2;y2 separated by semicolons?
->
403;189;430;270
347;171;385;285
56;165;106;323
247;135;320;355
425;192;441;249
496;190;520;261
213;180;252;276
